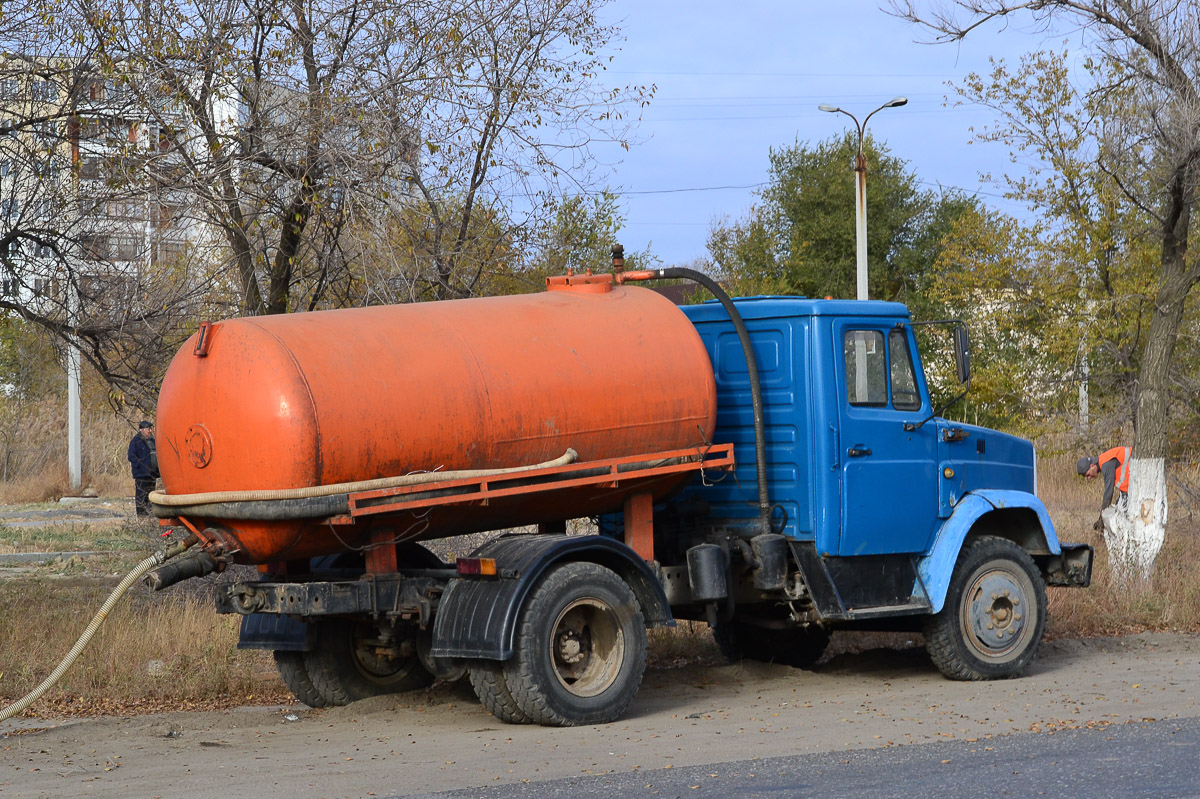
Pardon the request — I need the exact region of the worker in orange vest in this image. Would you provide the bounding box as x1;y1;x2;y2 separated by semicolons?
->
1076;446;1130;529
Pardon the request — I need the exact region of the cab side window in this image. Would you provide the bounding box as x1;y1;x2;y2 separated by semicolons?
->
889;329;921;411
844;330;888;406
844;328;922;410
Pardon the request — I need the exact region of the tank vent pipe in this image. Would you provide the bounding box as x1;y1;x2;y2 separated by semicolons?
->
618;266;772;537
0;534;198;725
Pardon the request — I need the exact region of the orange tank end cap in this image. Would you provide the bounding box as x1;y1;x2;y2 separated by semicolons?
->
546;273;615;294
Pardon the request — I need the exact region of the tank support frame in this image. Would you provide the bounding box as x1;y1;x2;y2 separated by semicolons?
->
329;443;735;566
339;444;734;519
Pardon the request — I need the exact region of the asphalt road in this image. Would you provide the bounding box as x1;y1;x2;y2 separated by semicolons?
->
418;716;1200;799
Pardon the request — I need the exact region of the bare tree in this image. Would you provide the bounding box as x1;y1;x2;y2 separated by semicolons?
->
0;0;645;408
70;0;647;313
890;0;1200;579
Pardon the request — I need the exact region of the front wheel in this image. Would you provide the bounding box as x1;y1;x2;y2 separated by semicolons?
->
504;562;646;726
925;536;1047;681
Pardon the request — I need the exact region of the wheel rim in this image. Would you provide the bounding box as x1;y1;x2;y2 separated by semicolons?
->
959;564;1034;662
350;624;419;687
549;597;625;698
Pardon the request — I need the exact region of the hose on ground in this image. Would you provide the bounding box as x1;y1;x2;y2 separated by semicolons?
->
0;535;197;725
148;448;579;511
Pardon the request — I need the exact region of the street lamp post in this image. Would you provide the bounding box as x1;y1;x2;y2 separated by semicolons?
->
818;97;907;301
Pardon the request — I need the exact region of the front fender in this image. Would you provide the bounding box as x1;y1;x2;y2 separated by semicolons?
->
918;490;1062;613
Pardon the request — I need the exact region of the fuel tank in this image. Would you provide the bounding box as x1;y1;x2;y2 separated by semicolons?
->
155;277;718;563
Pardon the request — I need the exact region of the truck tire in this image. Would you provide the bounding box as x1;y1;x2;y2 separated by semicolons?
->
925;536;1047;681
304;620;434;705
273;650;330;708
714;618;830;669
504;562;646;727
468;661;531;724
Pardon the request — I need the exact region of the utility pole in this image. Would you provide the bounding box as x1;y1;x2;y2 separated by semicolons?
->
67;279;81;491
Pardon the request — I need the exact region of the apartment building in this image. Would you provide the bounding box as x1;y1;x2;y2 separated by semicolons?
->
0;56;204;314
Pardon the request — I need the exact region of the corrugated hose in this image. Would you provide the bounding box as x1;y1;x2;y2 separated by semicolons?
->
0;535;197;725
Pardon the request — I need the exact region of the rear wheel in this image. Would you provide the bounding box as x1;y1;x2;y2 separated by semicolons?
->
273;650;329;708
504;562;646;727
468;661;531;724
304;620;434;705
925;536;1047;680
298;543;442;705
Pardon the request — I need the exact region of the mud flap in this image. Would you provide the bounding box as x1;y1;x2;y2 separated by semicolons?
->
237;612;311;651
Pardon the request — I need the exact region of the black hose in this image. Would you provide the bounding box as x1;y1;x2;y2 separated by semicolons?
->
145;550;218;591
150;455;704;522
642;267;772;537
151;493;350;521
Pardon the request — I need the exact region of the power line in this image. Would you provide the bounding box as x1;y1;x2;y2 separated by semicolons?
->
643;107;985;123
614;179;1021;203
650;92;947;105
622;182;765;195
610;69;966;78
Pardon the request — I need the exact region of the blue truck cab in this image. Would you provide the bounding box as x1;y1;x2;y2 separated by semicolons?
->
655;296;1092;680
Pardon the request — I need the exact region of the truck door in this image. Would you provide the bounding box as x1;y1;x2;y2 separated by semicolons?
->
834;321;939;556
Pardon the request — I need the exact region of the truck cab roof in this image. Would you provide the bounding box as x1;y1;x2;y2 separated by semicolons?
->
685;296;912;321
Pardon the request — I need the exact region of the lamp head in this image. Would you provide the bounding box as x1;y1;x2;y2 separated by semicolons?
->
885;96;908;108
818;103;840;113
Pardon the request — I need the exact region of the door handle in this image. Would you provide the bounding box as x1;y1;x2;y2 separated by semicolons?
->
847;446;872;457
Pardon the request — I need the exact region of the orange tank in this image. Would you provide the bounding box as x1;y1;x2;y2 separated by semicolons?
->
155;278;718;563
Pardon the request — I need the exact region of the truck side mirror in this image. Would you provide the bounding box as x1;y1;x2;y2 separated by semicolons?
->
954;325;971;384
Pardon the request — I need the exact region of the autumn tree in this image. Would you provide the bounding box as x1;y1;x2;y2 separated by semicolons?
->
925;51;1165;435
519;191;656;284
347;196;519;305
0;0;647;408
708;133;977;318
892;0;1200;579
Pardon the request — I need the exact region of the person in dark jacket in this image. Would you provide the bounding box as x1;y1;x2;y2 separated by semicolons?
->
128;420;159;517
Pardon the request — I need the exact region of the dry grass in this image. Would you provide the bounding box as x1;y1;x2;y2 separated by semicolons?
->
0;464;71;504
0;401;139;503
1038;454;1200;638
0;577;289;717
0;464;133;505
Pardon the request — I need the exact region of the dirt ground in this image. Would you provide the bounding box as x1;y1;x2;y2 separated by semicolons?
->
2;632;1196;799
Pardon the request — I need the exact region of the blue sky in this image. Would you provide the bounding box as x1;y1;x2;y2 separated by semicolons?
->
595;1;1078;266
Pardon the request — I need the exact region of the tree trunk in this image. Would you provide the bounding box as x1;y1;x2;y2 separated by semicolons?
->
1102;201;1195;581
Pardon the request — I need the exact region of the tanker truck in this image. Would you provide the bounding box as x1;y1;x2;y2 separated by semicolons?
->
147;262;1093;727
